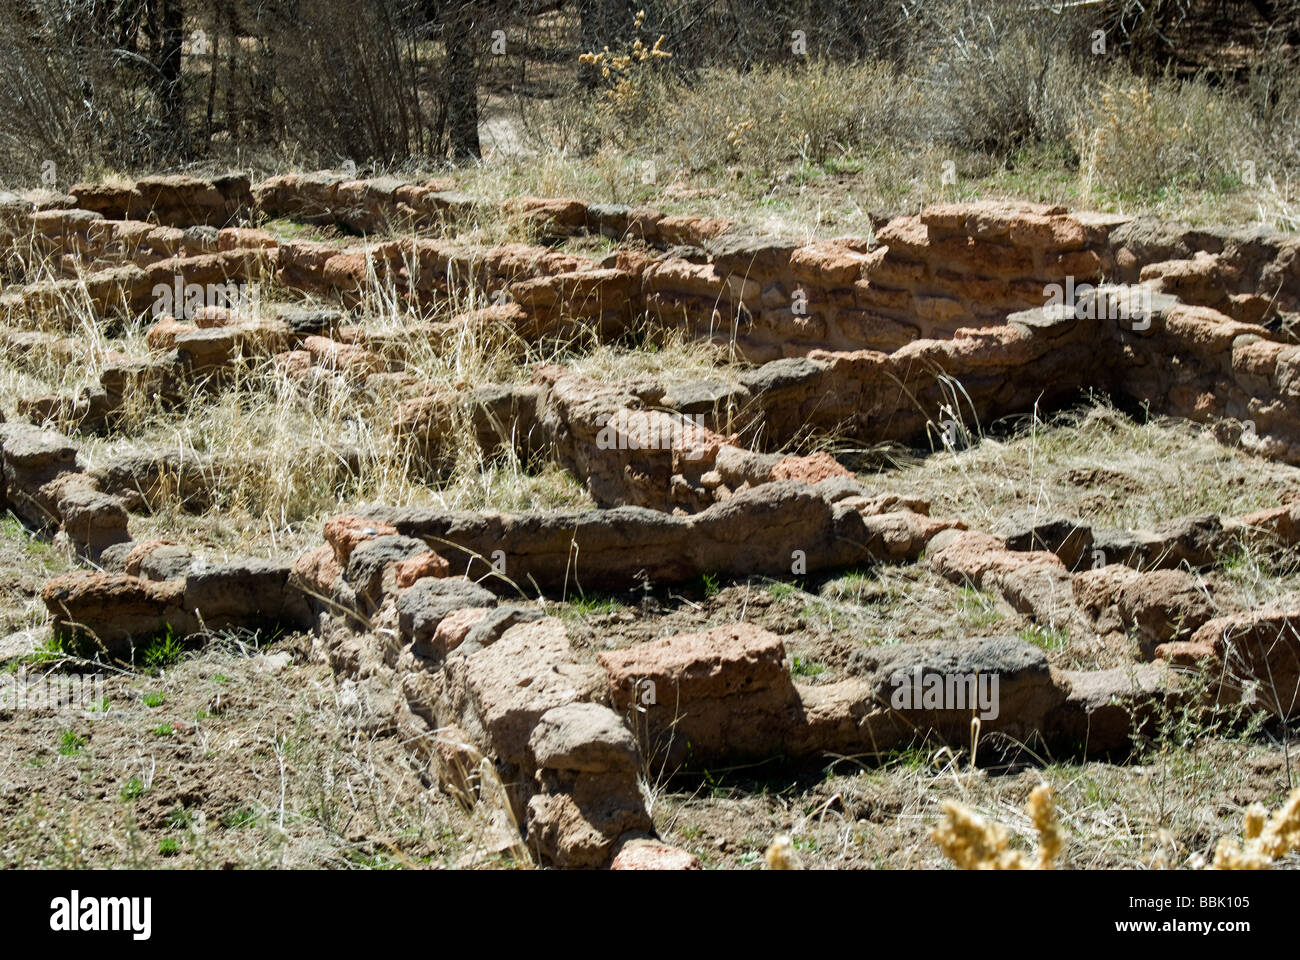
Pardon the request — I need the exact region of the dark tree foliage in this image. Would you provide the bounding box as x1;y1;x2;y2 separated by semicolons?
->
0;0;1295;180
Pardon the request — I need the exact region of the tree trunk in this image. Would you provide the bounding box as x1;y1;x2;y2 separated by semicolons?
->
224;1;236;140
446;4;480;162
204;2;218;148
158;0;187;157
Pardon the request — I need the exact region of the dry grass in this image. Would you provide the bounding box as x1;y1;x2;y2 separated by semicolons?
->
1081;73;1262;199
932;780;1300;870
1214;787;1300;869
650;736;1299;869
0;633;490;869
0;255;608;559
456;32;1300;235
930;783;1063;870
852;401;1300;535
0;230;764;562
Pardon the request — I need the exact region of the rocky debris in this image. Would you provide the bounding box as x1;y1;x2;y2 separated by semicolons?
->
1111;218;1300;321
849;636;1067;748
928;530;1084;632
18;182;1300;868
53;479;131;556
16;355;184;434
1225;504;1300;547
122;540;194;581
1157;608;1300;718
603;623;790;712
694;307;1104;456
1072;565;1213;656
71;173;252;227
42;572;185;652
279;306;345;336
429;607;492;659
392;551;451;588
599;623;799;766
24;178;1300;469
171;322;289;376
930;526;1224;654
1091;515;1226;570
289;545;346;612
0;423;79;529
442;618;604;767
88;449;215;512
528;702;639;775
0;424;135;557
992;512;1094;570
326;591;1288;867
231;175;1299;349
460;605;544;654
182;558;310;633
385;611;657;867
610;837;702;870
391;391;461;471
344;534;432;612
255;172;475;234
467;383;546;464
523;702;651;868
580;622;1154;765
252;231;1298;473
771;451;854;485
323;514;400;565
526;365;744;511
525;773;652;869
396;577;497;654
506;196;592;240
1047;663;1176;756
300;334;387;377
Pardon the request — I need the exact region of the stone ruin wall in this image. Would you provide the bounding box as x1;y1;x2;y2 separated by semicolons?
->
2;171;1300;866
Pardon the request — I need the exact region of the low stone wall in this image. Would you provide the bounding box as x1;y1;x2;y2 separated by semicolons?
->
9;176;1300;867
5;174;1299;402
0;423;130;556
69;174;253;228
346;478;949;592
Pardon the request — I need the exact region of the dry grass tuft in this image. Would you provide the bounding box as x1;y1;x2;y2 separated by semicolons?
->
764;834;801;870
931;784;1063;870
935;783;1300;870
1213;787;1300;870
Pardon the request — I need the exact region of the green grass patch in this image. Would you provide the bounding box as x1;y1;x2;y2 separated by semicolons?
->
1018;624;1068;651
221;806;258;829
560;594;623;619
766;580;805;601
23;635;70;665
957;585;1005;630
791;656;826;678
139;627;187;672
